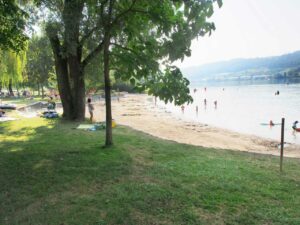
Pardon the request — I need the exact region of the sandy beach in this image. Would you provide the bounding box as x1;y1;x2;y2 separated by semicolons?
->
92;94;300;158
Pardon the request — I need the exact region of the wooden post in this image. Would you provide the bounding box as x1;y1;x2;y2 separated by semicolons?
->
280;118;285;172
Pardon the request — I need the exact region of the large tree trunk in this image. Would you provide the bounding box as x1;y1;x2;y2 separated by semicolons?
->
47;34;73;119
47;31;85;120
104;33;113;146
8;79;14;96
68;56;86;120
45;1;85;121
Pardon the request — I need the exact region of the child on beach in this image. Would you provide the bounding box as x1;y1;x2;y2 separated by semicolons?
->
87;98;94;122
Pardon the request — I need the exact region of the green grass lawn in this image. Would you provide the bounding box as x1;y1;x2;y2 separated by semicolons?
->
1;118;300;225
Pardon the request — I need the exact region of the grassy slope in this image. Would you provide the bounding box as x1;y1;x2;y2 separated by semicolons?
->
0;118;300;225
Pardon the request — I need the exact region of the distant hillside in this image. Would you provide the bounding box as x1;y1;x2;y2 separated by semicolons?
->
183;51;300;82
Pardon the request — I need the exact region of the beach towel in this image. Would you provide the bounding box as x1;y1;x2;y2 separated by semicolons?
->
77;124;95;130
77;123;106;131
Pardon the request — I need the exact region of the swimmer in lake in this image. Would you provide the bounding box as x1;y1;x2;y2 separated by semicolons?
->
269;120;275;126
292;121;299;130
214;100;217;109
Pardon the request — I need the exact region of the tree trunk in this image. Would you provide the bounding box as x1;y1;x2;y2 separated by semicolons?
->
37;83;40;96
47;33;86;120
8;79;14;96
68;56;86;120
46;1;85;121
48;34;73;119
41;84;44;99
104;33;113;146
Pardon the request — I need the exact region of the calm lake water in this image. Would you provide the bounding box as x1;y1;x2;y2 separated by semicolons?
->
157;83;300;145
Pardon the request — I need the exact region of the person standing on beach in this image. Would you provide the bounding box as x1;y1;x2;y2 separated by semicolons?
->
181;105;185;114
204;99;207;107
196;105;198;115
87;98;94;122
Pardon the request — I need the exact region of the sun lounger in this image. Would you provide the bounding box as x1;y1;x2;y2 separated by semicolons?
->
0;104;16;110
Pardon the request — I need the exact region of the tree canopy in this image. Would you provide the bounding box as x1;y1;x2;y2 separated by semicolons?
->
24;35;55;96
0;0;28;52
29;0;222;145
0;50;26;94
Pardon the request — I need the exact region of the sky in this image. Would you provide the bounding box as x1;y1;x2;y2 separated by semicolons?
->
175;0;300;68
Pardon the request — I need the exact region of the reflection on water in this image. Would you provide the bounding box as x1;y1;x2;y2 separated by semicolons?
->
158;83;300;145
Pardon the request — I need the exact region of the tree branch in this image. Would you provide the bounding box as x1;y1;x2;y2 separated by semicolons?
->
131;8;149;14
81;41;104;69
79;25;100;45
110;43;139;55
79;0;109;45
110;0;137;27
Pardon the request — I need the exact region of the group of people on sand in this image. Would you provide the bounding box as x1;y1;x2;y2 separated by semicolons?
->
181;99;218;114
203;98;217;108
180;87;221;114
193;87;212;93
46;94;96;122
